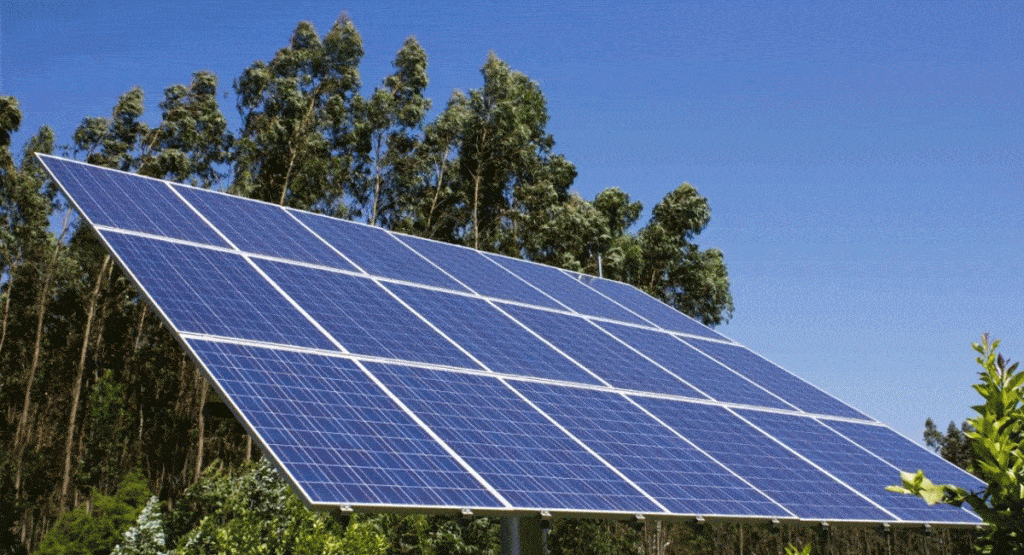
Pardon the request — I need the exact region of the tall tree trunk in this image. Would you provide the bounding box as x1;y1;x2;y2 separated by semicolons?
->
0;260;19;357
60;254;112;510
194;375;208;484
426;155;450;236
369;134;385;226
14;211;71;493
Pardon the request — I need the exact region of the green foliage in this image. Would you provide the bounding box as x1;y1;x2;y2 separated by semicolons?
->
168;460;383;555
35;471;152;555
232;16;365;212
923;417;977;473
111;497;167;555
889;335;1023;553
784;543;813;555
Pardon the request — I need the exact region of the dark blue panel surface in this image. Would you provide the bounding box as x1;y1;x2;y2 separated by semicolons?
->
103;231;335;349
40;155;227;246
398;234;563;309
686;339;869;419
502;305;707;398
187;340;501;508
291;211;469;291
597;322;791;409
384;283;602;384
174;185;356;270
739;411;979;523
514;382;787;517
256;260;479;369
485;254;649;325
367;363;661;513
826;420;986;493
578;274;727;340
634;397;891;521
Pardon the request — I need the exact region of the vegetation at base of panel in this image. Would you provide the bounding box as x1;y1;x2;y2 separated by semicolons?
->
0;13;980;555
892;335;1023;554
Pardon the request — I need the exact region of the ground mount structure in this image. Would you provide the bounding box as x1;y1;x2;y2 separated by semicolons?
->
39;154;983;530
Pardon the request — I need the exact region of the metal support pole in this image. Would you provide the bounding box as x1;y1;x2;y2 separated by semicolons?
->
501;516;544;555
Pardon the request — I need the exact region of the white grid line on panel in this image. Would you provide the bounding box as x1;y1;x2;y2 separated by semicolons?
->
347;358;514;509
174;332;883;426
674;336;801;412
725;408;901;522
621;393;798;519
815;419;982;523
496;378;672;515
168;186;348;355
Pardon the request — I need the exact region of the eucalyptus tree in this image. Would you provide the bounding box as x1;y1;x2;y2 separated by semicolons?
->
232;16;364;214
360;36;430;227
457;53;573;251
138;71;232;188
399;90;471;240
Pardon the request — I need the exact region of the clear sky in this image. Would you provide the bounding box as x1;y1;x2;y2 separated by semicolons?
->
3;0;1021;445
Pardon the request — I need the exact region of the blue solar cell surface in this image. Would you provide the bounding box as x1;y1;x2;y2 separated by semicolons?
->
102;231;335;349
48;157;972;523
513;381;787;517
397;234;563;309
255;260;479;368
187;340;502;508
578;274;727;340
825;420;986;493
40;155;227;246
596;321;791;409
737;410;978;523
634;397;891;521
686;339;869;419
291;211;469;291
485;254;649;325
501;305;707;398
384;283;603;385
174;185;357;270
367;363;662;513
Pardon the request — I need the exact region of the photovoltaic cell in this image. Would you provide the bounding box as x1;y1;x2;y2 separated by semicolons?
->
187;340;502;508
686;339;869;419
46;157;974;524
174;185;357;270
634;397;891;521
255;260;480;369
512;381;788;517
485;254;649;325
366;363;662;513
501;305;707;398
40;155;227;246
384;283;603;385
102;231;335;349
397;234;563;309
825;420;986;493
596;321;791;409
737;410;979;523
291;211;470;291
577;274;727;340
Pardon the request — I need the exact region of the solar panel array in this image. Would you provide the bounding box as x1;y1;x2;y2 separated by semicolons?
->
39;154;983;525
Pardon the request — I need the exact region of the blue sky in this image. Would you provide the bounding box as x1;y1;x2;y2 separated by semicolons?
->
3;0;1021;444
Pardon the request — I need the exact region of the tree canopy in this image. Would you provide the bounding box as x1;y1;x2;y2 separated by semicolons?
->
0;15;737;554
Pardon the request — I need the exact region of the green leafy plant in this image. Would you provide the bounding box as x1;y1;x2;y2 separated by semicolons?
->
784;543;812;555
889;334;1022;553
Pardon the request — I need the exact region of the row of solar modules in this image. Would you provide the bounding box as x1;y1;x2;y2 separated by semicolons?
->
186;339;981;524
38;155;984;524
42;155;864;417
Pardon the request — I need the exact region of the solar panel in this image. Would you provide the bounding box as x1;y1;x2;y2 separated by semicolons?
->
737;410;977;523
187;340;502;508
39;155;983;526
174;185;357;270
572;273;728;341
